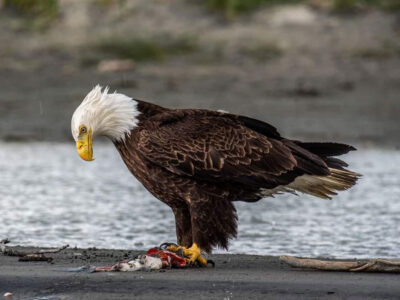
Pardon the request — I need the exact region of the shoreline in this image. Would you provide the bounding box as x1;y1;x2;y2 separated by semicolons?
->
1;246;400;299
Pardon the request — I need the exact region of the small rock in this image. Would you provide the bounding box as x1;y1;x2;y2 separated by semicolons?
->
270;5;317;27
98;59;135;73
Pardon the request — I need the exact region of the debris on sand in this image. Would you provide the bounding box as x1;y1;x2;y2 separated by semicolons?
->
0;239;69;262
89;248;187;272
63;245;214;273
280;255;400;273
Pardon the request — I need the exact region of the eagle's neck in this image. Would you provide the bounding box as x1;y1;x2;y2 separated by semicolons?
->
89;93;140;142
134;100;168;125
101;96;166;141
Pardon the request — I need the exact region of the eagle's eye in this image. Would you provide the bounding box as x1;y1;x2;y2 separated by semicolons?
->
80;126;87;134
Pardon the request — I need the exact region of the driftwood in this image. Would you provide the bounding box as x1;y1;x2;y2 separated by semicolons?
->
280;255;400;273
0;239;69;262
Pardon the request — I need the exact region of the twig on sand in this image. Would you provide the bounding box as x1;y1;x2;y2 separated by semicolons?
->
0;239;69;262
280;255;400;273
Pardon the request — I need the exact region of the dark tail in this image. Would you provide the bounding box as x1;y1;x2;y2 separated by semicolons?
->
294;141;357;170
294;142;356;157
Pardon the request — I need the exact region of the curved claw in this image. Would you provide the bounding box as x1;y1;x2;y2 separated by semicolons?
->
207;259;215;267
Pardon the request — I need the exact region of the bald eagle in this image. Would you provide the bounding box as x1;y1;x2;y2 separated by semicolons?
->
72;86;360;266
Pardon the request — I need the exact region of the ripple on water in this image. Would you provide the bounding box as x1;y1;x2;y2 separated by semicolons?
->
0;143;399;258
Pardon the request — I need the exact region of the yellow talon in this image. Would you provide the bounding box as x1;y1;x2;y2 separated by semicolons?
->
167;244;181;253
167;243;208;267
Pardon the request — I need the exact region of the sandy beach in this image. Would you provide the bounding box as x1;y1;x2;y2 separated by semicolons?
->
1;246;399;299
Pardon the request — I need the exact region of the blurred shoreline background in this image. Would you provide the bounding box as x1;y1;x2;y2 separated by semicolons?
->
0;0;399;146
1;0;400;256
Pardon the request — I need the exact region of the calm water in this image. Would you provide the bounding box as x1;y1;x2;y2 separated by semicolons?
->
1;142;399;258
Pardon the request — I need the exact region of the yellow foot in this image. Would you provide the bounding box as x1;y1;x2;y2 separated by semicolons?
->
167;243;208;267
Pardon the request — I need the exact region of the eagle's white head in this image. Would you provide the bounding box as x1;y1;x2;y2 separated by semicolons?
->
71;85;139;161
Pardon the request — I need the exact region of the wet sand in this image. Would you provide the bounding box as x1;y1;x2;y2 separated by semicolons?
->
1;247;400;299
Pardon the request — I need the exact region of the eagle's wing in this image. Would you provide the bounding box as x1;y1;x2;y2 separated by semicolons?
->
137;110;328;189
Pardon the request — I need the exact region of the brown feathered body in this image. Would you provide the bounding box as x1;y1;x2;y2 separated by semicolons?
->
114;100;360;253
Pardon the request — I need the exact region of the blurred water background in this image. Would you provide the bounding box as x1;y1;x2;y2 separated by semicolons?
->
0;0;399;258
1;142;399;258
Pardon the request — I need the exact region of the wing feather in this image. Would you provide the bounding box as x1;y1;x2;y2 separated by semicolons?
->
137;110;300;188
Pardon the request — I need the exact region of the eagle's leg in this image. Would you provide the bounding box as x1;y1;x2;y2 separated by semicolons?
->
168;205;208;267
175;194;238;267
172;205;192;248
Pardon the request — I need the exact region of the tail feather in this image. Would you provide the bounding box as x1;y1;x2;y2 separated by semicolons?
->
288;141;360;198
324;157;348;170
288;168;361;199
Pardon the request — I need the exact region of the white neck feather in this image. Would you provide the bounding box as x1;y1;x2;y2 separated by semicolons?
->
71;85;140;142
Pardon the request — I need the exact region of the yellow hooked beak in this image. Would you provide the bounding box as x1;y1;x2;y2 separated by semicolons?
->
76;128;94;161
